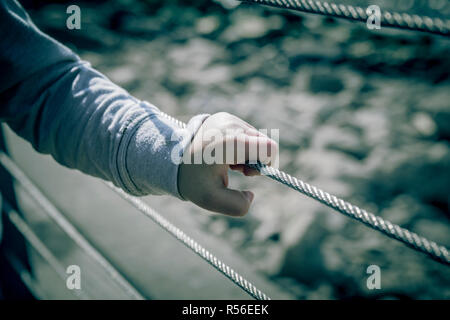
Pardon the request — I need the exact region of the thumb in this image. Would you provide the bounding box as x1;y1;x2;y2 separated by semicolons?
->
209;184;254;217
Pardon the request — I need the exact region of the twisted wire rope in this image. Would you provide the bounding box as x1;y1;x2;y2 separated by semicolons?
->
1;1;447;301
246;163;450;265
107;184;271;300
0;152;145;300
0;151;270;300
2;199;90;299
239;0;450;36
161;112;450;266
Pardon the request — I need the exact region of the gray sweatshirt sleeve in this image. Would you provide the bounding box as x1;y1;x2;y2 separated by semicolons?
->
0;0;208;198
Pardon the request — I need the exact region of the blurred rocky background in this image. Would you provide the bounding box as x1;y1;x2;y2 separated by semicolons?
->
20;0;450;299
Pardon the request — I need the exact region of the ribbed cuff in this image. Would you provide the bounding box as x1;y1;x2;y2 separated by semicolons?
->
113;102;209;199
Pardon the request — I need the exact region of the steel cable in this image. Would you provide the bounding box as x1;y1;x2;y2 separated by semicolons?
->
0;152;145;300
2;198;90;299
161;112;450;266
246;162;450;266
0;151;270;300
2;103;448;303
1;1;446;301
239;0;450;36
106;184;271;300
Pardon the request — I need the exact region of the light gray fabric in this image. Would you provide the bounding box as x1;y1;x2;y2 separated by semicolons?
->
0;0;209;202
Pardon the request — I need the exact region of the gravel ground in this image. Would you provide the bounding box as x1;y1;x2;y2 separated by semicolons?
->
24;0;450;299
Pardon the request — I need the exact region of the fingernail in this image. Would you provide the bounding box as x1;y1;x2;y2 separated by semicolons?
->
243;191;254;202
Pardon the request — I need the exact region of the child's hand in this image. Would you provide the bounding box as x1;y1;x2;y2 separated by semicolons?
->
178;112;278;217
